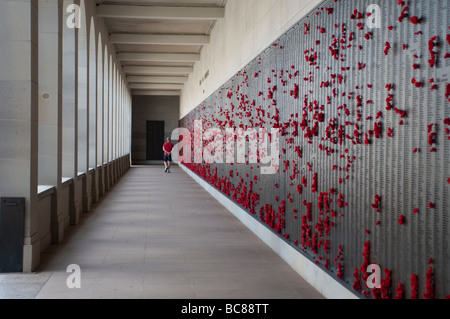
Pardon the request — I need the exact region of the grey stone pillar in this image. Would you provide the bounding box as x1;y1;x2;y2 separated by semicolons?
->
62;0;81;225
76;0;91;213
0;0;40;272
38;0;65;244
96;41;105;198
88;22;99;205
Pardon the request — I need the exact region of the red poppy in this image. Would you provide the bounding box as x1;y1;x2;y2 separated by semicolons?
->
411;77;423;87
410;16;420;24
387;128;394;138
411;274;418;299
395;282;405;299
384;42;391;55
428;36;437;67
337;263;344;279
428;132;436;146
423;267;435;299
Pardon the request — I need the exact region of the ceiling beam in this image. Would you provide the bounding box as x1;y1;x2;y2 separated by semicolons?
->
110;34;210;46
117;53;200;62
127;76;188;84
129;83;185;90
132;90;181;96
123;66;194;75
97;5;225;20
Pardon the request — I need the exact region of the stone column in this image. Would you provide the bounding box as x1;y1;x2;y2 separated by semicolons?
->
96;38;104;199
99;48;108;196
62;0;81;225
103;55;111;192
88;19;98;205
106;59;113;190
110;65;116;185
38;0;65;244
0;0;40;272
76;1;91;213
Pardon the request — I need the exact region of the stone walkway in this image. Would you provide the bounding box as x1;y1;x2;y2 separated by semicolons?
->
0;166;324;299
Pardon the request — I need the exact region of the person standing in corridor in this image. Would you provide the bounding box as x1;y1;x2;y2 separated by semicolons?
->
163;137;174;173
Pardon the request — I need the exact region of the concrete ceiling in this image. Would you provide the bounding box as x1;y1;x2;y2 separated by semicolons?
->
96;0;227;96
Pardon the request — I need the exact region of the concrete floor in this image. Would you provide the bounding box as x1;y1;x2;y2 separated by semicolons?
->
0;165;324;299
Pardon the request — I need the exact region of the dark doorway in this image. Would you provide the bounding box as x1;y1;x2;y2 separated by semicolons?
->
146;121;165;161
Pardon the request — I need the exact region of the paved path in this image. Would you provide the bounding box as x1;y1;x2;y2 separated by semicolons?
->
0;166;324;299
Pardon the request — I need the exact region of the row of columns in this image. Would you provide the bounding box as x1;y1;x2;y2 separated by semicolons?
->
0;0;132;271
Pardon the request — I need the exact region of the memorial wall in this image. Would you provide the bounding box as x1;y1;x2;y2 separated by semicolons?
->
179;0;450;299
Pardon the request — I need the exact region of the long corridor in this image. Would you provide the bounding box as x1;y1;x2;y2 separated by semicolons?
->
0;166;324;299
